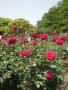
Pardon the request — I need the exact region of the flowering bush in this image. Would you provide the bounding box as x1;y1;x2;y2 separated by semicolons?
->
0;29;67;90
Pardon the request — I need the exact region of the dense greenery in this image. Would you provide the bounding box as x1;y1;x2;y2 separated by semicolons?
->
0;18;11;34
0;18;37;35
37;0;68;34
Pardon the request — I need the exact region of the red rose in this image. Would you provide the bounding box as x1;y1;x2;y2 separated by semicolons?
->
40;34;48;40
7;37;17;45
56;40;64;45
60;36;66;41
37;34;42;38
65;58;68;61
45;72;53;79
52;31;56;34
21;36;25;40
33;40;37;46
31;32;35;37
52;37;57;41
12;26;18;30
46;51;56;60
0;39;1;42
23;40;28;44
1;35;5;39
21;50;30;57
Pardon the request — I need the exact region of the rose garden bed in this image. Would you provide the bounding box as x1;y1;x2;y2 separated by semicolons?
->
0;26;68;90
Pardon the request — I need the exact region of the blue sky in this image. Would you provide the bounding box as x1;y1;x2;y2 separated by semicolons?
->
0;0;61;25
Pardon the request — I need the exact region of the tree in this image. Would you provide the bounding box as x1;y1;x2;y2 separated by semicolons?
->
37;0;68;34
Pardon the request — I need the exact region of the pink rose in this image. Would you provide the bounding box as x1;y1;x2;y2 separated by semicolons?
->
21;50;30;57
46;51;56;60
45;72;53;79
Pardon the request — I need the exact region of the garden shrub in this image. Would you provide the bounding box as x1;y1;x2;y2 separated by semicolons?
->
0;29;67;90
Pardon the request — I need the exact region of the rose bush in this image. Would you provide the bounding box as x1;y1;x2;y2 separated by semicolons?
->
0;28;67;90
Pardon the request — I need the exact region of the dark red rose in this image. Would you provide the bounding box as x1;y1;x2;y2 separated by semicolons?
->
31;32;35;37
46;51;56;60
0;39;1;42
21;50;30;57
56;40;64;45
45;72;53;79
7;37;17;45
12;26;18;30
23;40;28;44
60;36;66;41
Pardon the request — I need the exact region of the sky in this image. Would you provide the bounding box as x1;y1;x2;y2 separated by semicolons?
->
0;0;62;25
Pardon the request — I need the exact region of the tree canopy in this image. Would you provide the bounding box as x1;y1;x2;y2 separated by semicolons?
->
37;0;68;34
0;18;37;35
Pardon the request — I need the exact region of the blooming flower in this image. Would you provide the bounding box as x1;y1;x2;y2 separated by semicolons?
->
52;37;57;41
40;34;48;40
60;36;66;41
33;40;37;46
7;37;17;45
56;40;64;45
0;39;1;42
1;35;5;39
46;51;56;60
52;31;56;34
21;50;30;57
23;40;28;44
37;34;42;38
31;32;35;37
12;26;18;30
21;36;25;40
65;58;68;61
45;72;53;79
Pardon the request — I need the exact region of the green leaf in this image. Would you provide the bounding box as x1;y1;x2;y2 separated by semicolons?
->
36;84;40;88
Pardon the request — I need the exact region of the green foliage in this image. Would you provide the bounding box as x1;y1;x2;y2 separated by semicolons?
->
0;18;37;35
37;0;68;34
0;17;11;34
0;32;67;89
8;18;36;34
